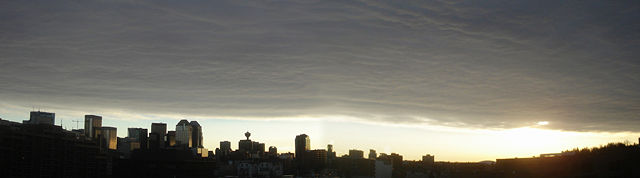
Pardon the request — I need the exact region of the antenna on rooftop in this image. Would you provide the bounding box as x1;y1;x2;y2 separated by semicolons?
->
72;120;81;130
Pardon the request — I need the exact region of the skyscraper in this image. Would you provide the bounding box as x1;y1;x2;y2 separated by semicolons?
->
128;128;148;150
151;123;167;148
295;134;310;166
189;121;203;148
175;119;192;148
84;115;102;139
151;123;167;140
99;127;117;150
24;111;55;125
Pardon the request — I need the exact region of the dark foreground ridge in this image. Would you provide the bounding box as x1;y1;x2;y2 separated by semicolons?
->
0;111;639;178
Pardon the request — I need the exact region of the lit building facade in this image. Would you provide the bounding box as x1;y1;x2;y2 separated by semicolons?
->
84;115;102;139
166;131;176;147
175;119;192;148
99;127;117;150
190;121;203;148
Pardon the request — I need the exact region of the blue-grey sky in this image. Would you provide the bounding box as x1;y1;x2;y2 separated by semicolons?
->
1;0;639;134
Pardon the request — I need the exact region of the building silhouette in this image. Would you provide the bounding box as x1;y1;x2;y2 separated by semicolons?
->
175;119;192;148
327;144;336;160
309;149;328;169
190;121;203;148
349;149;364;159
239;131;253;154
23;111;55;125
151;123;167;148
128;128;148;150
295;134;310;159
295;134;311;173
166;130;176;147
148;132;161;150
369;149;377;160
269;146;278;157
220;141;232;153
99;126;117;150
0;119;107;177
422;154;434;165
84;115;102;139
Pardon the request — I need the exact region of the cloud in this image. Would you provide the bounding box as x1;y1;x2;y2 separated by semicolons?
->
0;0;638;132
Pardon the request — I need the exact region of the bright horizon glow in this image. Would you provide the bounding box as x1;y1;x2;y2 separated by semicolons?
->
537;121;549;126
1;103;638;162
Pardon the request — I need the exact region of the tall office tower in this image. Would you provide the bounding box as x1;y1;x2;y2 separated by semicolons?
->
295;134;310;157
238;132;253;153
99;127;118;150
220;141;232;153
166;131;176;147
151;123;167;142
295;134;310;166
24;111;55;125
84;115;102;139
149;123;167;148
175;119;192;148
128;128;148;150
189;121;203;148
369;149;377;160
349;149;364;159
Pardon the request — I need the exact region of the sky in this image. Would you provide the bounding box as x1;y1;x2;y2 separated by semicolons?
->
0;0;639;161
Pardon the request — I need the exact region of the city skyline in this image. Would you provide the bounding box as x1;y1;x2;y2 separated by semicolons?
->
0;109;638;162
1;0;640;163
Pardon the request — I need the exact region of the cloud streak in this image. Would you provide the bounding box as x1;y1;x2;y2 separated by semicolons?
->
0;0;639;132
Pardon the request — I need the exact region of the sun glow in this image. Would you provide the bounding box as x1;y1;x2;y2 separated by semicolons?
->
537;121;549;126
